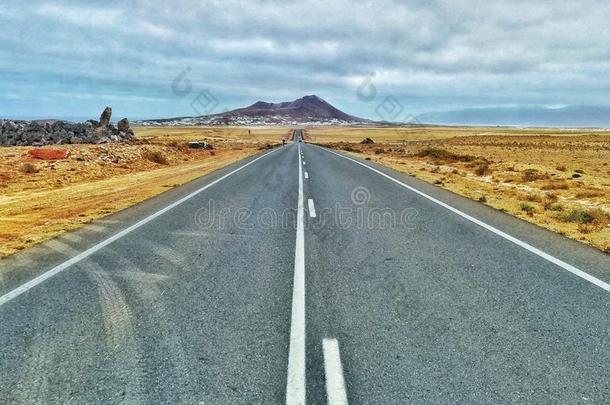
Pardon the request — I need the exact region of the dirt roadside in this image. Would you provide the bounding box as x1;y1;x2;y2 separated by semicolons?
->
312;131;610;253
0;128;281;258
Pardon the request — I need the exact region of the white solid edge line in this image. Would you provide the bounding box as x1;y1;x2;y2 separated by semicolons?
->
286;142;306;405
323;338;349;405
316;146;610;293
304;172;309;179
0;148;281;307
308;199;317;218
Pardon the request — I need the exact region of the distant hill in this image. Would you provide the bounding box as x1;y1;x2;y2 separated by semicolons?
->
141;95;369;126
417;106;610;128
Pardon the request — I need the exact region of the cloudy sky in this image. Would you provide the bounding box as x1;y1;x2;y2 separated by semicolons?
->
1;0;609;120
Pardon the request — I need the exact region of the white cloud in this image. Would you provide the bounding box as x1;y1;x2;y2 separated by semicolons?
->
35;3;123;27
1;0;610;118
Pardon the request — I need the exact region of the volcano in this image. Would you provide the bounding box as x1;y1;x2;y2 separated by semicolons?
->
143;95;369;125
230;95;364;121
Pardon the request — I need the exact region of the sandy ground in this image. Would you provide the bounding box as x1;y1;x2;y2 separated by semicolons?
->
308;126;610;252
0;127;285;257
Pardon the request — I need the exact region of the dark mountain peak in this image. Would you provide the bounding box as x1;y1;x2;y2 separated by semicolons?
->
248;101;275;109
225;95;368;123
299;94;324;103
289;95;327;108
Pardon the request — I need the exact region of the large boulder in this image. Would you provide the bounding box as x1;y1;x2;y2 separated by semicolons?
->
99;107;112;128
117;118;130;132
117;118;134;138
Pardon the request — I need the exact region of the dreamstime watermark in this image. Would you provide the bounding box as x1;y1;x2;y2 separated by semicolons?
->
172;66;219;116
193;186;419;231
170;67;255;141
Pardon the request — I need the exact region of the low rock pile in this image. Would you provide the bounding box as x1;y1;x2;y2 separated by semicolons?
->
0;107;134;146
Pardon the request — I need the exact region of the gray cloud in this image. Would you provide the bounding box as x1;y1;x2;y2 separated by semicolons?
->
1;0;609;119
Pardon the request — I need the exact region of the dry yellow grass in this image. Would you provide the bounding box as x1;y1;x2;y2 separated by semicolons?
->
0;127;283;257
135;125;292;144
310;126;610;252
306;125;610;143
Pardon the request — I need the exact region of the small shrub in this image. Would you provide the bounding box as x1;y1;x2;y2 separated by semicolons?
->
478;195;487;203
431;166;441;173
20;163;39;173
541;181;569;190
415;148;474;162
556;165;567;172
544;202;564;211
143;150;169;165
474;162;491;176
559;208;609;228
521;169;547;182
545;193;558;203
525;193;543;202
574;190;605;199
374;148;385;155
577;224;596;234
520;202;535;215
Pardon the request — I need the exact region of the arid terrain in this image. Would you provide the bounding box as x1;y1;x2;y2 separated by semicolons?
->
308;126;610;252
2;124;609;257
0;126;288;257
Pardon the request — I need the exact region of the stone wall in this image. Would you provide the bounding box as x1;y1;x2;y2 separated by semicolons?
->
0;107;134;146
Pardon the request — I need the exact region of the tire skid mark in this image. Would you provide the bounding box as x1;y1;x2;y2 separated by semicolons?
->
111;253;194;404
12;307;51;403
44;239;80;257
146;239;187;267
83;224;107;233
87;268;145;404
59;232;83;243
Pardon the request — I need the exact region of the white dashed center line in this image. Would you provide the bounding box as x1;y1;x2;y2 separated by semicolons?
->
308;199;316;218
323;338;349;405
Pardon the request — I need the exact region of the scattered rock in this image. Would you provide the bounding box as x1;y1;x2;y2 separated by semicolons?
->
0;107;134;146
361;137;375;144
188;141;213;149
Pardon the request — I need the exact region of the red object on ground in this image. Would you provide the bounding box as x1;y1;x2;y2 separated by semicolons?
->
28;148;71;160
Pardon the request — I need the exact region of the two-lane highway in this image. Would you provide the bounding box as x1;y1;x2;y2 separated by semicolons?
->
1;130;609;404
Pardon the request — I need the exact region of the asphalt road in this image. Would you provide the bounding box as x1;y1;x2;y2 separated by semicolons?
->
1;130;609;404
